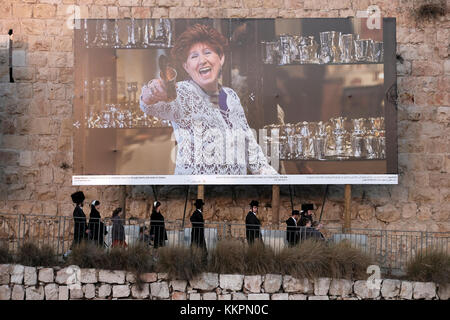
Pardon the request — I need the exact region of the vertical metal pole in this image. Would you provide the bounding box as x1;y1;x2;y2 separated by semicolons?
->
57;216;61;256
272;185;280;227
17;214;22;250
344;184;351;233
197;185;204;201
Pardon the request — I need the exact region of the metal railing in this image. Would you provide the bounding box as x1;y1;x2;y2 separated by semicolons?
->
1;213;449;272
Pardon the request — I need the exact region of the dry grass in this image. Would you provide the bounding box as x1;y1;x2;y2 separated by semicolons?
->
66;242;108;269
244;241;277;275
15;242;58;267
0;244;14;264
275;240;373;280
276;240;328;279
406;249;450;285
208;239;246;274
157;246;205;280
325;241;373;280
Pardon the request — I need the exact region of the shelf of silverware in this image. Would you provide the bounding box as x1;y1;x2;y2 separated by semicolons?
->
82;127;175;175
280;159;387;174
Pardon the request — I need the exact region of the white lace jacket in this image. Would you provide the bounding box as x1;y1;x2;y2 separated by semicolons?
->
140;80;278;175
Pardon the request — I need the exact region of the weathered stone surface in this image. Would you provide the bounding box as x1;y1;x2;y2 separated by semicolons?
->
172;292;187;300
24;267;37;286
80;269;97;284
248;293;270;300
158;273;168;280
314;278;331;296
271;293;289;300
289;294;307;300
189;273;219;291
150;282;170;299
131;284;150;299
220;274;244;291
244;275;262;293
189;293;201;300
218;294;231;300
354;280;380;299
413;282;436;300
11;265;24;284
83;284;96;299
203;292;217;300
437;284;450;300
232;292;247;300
381;279;401;298
329;279;353;297
98;270;126;284
26;286;44;300
0;285;11;300
141;273;158;283
263;274;282;293
44;283;59;300
38;268;54;283
400;281;413;300
376;204;401;223
55;267;72;284
170;280;187;292
58;286;68;300
0;265;10;284
283;276;313;294
98;284;111;298
70;288;84;299
309;295;330;300
11;285;24;300
112;285;130;298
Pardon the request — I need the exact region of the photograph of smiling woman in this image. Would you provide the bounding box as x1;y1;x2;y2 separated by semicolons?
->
140;24;278;175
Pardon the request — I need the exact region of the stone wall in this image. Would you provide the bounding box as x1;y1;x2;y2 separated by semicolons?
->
0;264;449;300
0;1;449;232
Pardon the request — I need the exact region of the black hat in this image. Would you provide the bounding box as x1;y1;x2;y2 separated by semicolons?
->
301;203;314;211
249;200;259;207
195;199;205;207
292;210;300;216
71;191;85;204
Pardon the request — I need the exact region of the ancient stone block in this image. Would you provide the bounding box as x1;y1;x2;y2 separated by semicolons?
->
219;274;244;292
150;282;170;299
26;286;45;300
131;284;150;299
263;274;282;293
413;282;436;300
189;273;218;291
244;275;262;293
38;268;54;283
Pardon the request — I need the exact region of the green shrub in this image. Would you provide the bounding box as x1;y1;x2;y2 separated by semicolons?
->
406;248;450;285
16;242;58;267
208;239;246;274
157;246;205;280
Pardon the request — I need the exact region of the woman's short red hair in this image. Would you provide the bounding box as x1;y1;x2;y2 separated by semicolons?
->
171;24;228;67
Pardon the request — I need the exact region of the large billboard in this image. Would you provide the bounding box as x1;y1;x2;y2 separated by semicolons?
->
72;18;398;185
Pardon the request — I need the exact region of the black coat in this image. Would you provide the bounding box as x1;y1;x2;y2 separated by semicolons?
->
150;210;167;248
111;215;125;242
190;209;206;249
299;227;325;242
73;205;88;245
88;207;107;246
285;217;299;246
245;211;261;244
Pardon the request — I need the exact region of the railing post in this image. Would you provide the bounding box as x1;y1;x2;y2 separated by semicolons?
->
17;214;22;251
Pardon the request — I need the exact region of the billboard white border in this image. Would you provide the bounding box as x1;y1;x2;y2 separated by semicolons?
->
73;174;398;185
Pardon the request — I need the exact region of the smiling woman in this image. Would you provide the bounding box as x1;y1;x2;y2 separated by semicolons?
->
140;24;278;175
